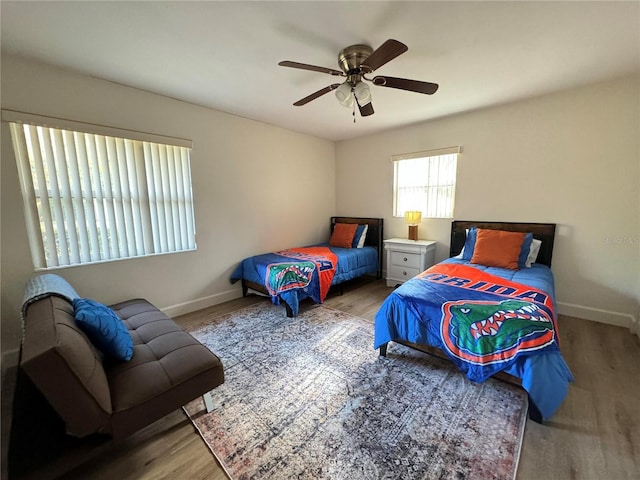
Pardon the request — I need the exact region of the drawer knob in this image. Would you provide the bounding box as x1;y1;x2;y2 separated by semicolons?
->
403;271;407;276
403;257;408;262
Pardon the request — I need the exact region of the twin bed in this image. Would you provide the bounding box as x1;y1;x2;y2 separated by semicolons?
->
231;218;573;421
230;216;384;317
375;221;573;421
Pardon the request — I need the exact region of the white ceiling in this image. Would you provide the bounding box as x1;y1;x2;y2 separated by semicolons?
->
2;1;639;142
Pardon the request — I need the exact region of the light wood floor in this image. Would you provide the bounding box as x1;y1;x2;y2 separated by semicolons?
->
16;277;640;479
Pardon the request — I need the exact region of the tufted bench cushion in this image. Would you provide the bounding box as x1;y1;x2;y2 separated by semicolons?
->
105;299;224;439
20;294;224;441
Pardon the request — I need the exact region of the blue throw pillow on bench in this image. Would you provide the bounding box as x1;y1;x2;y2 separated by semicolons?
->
72;298;134;362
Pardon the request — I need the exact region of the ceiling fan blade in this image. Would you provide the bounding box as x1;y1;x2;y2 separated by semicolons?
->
358;101;374;117
293;84;341;106
361;39;408;72
279;61;344;77
372;76;439;95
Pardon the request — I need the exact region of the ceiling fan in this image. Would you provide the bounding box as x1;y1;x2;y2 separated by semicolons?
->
278;39;438;118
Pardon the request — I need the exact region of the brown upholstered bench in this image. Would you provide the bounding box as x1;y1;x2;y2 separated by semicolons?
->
19;295;224;441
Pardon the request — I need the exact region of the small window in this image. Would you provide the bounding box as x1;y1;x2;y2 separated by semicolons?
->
7;115;196;269
392;146;460;219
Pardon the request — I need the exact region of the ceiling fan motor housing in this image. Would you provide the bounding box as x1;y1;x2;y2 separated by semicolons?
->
338;44;373;75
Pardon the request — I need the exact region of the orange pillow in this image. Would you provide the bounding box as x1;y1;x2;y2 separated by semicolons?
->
329;223;358;248
470;229;526;270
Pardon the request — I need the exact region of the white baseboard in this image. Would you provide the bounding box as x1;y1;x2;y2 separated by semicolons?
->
160;291;640;338
161;287;242;318
557;302;637;334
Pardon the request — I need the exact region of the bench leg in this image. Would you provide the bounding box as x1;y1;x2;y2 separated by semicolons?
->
203;391;214;413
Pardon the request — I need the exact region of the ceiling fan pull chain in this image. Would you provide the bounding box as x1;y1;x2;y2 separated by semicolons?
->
352;102;356;123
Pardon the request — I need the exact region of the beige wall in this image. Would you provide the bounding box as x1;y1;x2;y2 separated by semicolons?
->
2;56;638;358
1;55;336;354
336;74;640;331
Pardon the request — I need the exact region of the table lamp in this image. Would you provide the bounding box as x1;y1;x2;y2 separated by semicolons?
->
404;210;422;241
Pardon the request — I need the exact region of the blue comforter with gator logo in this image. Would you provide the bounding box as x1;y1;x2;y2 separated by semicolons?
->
374;258;574;420
231;246;337;315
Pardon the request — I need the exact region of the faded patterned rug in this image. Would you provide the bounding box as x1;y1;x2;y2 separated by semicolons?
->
184;302;527;480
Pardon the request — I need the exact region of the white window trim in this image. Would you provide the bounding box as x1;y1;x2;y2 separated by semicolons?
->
5;110;197;270
2;109;192;148
391;146;461;219
391;145;461;162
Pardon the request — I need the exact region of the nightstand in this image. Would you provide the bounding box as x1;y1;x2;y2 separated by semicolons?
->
384;238;437;287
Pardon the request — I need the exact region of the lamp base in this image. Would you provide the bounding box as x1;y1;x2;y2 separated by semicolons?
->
408;225;418;241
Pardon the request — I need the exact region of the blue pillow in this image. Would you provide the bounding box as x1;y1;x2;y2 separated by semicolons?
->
72;298;134;362
517;233;533;269
351;224;367;248
461;227;477;260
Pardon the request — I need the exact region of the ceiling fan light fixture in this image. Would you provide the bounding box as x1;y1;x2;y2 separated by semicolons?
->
280;39;438;117
335;82;354;107
353;82;372;106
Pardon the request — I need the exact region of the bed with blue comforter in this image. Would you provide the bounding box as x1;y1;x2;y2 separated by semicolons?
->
374;221;574;422
231;217;383;317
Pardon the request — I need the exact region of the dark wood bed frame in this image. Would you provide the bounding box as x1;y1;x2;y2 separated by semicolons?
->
241;216;384;317
450;220;556;267
380;220;557;421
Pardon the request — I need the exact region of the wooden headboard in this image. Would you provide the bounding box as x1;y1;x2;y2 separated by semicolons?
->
331;216;384;278
450;221;556;267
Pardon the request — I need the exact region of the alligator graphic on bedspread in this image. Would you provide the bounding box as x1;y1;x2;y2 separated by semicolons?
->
264;247;337;299
384;263;560;382
239;246;338;316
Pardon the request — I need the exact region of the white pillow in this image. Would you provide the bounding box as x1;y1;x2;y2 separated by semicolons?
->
525;239;542;267
357;225;368;248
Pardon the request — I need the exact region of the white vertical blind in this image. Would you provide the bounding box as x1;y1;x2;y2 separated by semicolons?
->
11;125;46;268
9;121;196;269
392;147;460;218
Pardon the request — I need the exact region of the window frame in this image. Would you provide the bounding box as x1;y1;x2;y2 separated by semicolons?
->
4;109;197;270
392;146;460;220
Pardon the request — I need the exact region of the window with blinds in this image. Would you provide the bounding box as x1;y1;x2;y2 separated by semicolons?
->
8;116;196;269
392;146;460;219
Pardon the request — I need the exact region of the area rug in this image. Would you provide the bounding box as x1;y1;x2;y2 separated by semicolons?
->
184;302;528;480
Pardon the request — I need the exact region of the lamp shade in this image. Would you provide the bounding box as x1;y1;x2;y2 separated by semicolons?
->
404;211;422;225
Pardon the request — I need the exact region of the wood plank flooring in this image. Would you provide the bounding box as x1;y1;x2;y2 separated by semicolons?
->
12;277;640;479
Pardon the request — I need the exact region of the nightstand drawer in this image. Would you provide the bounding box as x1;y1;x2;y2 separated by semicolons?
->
388;264;421;281
383;238;437;286
390;251;421;269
